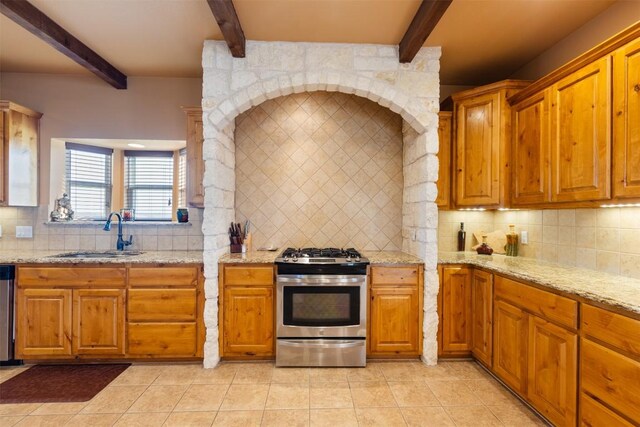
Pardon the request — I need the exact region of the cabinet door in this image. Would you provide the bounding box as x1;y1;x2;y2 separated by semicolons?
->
0;110;5;204
436;112;452;208
581;338;640;424
471;269;493;367
440;267;472;354
613;38;640;199
73;289;125;355
550;56;611;202
16;288;72;358
6;109;39;206
369;285;419;355
185;109;204;208
527;316;577;427
454;92;502;206
223;286;274;356
493;299;528;394
512;91;549;205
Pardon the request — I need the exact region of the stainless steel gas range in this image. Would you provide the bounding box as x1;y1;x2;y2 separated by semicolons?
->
275;248;369;367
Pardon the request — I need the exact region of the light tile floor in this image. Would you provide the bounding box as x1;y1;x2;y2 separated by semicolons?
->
0;360;547;426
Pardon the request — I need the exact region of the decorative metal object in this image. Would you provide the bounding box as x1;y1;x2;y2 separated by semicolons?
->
50;193;74;222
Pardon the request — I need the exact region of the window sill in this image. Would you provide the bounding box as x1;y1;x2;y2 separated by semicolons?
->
45;220;192;227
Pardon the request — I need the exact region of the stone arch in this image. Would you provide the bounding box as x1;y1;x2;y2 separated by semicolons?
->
206;72;432;136
200;41;441;368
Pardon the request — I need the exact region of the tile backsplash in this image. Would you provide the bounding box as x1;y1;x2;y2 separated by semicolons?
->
439;207;640;279
235;92;404;251
0;206;204;252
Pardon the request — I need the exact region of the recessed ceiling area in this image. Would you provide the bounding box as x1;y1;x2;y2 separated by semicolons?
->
0;0;621;85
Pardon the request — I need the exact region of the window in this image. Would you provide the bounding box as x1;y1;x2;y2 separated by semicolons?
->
65;143;113;220
178;148;187;208
124;151;174;221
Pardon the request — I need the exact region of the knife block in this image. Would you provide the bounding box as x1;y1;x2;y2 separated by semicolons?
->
230;244;243;253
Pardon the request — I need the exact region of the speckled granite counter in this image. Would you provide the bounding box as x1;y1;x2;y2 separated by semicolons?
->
0;250;202;264
218;250;424;265
439;251;640;315
361;251;423;264
219;251;280;263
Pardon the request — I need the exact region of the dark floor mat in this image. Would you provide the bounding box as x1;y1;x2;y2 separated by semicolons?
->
0;364;130;403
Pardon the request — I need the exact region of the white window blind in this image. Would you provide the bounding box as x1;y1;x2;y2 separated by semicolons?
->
178;148;187;208
124;151;174;221
65;143;113;220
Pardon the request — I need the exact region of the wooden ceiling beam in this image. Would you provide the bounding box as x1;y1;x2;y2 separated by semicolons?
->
399;0;452;63
206;0;245;58
0;0;127;89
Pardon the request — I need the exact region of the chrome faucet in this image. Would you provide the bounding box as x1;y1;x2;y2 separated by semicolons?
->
103;212;133;251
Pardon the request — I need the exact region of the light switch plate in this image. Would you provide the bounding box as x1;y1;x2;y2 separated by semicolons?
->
16;226;33;238
520;230;528;245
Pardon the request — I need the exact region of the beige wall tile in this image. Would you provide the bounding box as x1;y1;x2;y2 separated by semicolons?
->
235;92;403;250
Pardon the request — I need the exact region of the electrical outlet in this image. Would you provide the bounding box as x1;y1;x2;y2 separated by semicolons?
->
16;226;33;238
520;230;528;245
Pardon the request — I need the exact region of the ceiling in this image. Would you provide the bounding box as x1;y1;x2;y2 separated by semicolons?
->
0;0;619;85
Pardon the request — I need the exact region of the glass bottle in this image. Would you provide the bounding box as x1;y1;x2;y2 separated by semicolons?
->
476;234;494;255
506;224;519;256
457;222;466;251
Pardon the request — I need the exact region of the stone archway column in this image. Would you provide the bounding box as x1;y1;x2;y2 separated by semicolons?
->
201;41;442;367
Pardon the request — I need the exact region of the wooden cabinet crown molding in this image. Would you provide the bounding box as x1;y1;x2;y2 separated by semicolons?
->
509;21;640;105
0;101;43;118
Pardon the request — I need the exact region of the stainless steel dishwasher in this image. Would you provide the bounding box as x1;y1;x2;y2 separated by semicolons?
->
0;265;18;365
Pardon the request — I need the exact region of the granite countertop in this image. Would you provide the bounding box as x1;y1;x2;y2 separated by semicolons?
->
439;251;640;315
0;250;203;264
218;250;424;265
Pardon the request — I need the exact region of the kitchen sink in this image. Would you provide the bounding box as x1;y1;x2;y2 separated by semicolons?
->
51;250;144;258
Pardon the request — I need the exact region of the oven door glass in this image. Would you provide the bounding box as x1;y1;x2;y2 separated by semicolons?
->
282;286;360;327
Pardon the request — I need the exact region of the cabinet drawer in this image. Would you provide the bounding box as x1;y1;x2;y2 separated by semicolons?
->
581;304;640;357
128;289;196;322
223;266;273;285
127;323;197;356
18;267;126;287
129;267;199;287
580;393;634;427
581;339;640;424
371;267;418;285
494;275;577;329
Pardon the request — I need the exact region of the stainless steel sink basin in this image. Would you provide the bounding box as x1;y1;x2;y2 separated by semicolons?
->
51;251;144;258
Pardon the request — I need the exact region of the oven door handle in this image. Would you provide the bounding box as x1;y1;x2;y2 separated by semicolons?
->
277;276;365;284
277;339;365;349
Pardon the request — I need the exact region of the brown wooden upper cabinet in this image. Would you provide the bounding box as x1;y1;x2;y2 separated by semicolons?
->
182;107;205;208
613;37;640;200
452;81;530;208
550;56;612;203
436;112;452;209
511;91;550;206
0;101;41;207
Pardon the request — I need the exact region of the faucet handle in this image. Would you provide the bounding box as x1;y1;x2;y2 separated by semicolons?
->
125;235;133;246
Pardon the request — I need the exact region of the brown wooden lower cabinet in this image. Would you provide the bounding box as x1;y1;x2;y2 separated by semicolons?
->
219;264;275;359
15;264;204;360
16;288;73;358
527;316;577;426
580;392;635;427
222;286;274;357
471;269;493;367
369;285;419;355
368;266;423;357
439;266;472;356
73;289;125;356
492;299;528;394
